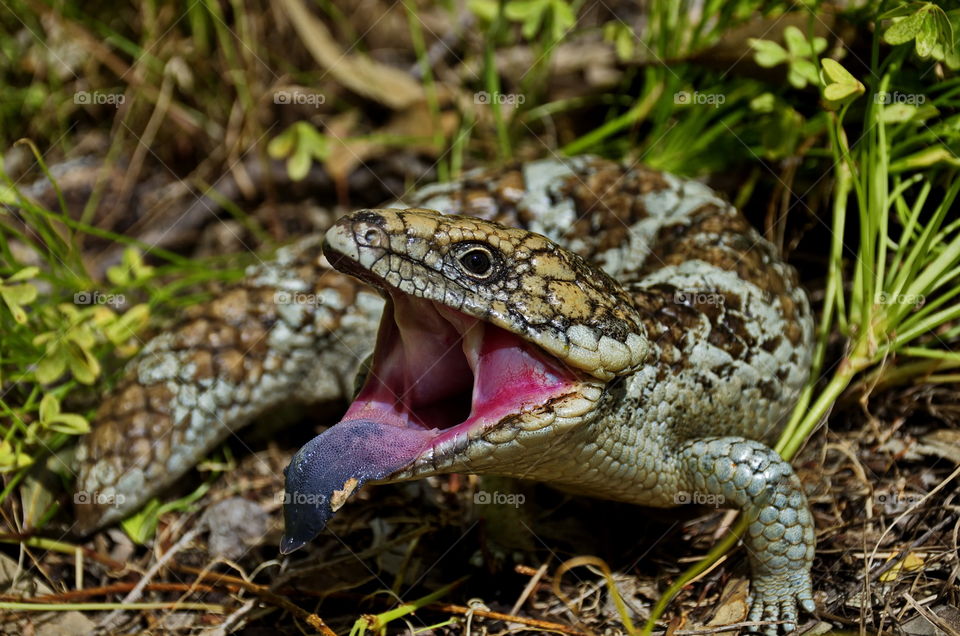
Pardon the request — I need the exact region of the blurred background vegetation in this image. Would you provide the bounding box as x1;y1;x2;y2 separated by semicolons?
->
0;0;959;633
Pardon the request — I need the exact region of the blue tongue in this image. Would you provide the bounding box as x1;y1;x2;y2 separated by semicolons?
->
280;418;432;554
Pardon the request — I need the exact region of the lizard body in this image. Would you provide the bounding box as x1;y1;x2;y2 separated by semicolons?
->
76;156;815;632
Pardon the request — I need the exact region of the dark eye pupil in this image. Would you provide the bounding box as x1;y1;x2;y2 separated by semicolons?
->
461;249;491;275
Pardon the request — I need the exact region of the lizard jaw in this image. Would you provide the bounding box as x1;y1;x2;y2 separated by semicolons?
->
280;292;585;554
344;292;582;446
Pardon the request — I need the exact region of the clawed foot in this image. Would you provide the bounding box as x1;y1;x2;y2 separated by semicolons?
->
747;571;815;634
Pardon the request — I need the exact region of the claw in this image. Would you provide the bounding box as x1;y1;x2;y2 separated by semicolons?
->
746;569;814;634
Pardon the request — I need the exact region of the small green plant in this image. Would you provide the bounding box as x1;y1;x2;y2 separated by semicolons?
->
881;2;959;67
0;267;38;325
267;121;331;181
0;149;234;527
750;25;828;89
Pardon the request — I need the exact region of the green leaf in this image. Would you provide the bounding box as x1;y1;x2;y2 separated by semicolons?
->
34;350;67;385
884;8;928;45
879;102;918;122
267;127;297;159
790;58;820;88
504;0;573;42
467;0;498;22
104;303;150;345
3;283;38;306
66;323;96;350
550;0;575;41
750;93;776;113
916;11;937;57
271;123;329;182
121;483;211;544
38;394;90;435
783;26;809;56
0;440;32;472
39;393;60;423
7;266;39;283
890;145;960;172
121;499;163;544
604;21;635;60
749;38;788;67
0;184;17;205
287;145;312;182
821;57;857;84
782;25;825;58
504;0;542;20
821;58;864;107
758;105;804;160
45;413;89;435
933;8;955;51
0;267;39;324
67;344;100;385
879;5;919;20
824;81;862;101
505;0;545;39
107;248;154;286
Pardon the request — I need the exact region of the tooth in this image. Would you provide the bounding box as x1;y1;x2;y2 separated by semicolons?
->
461;321;484;372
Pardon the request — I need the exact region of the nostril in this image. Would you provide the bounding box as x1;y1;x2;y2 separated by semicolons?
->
355;223;386;248
364;228;381;245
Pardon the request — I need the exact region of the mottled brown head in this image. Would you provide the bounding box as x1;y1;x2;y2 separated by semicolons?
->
324;208;650;380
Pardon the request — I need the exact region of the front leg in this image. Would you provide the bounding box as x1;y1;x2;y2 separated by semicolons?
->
678;437;815;634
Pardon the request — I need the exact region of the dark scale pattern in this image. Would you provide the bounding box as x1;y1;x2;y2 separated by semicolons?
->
77;157;815;633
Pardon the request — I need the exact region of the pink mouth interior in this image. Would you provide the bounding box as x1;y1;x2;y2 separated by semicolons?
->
340;293;581;462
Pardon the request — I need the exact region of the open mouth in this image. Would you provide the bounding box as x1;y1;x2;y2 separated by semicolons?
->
345;292;581;444
281;287;582;554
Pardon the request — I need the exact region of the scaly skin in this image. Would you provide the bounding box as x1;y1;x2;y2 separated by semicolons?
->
76;157;815;633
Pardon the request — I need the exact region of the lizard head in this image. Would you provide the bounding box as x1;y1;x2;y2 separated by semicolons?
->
281;208;650;553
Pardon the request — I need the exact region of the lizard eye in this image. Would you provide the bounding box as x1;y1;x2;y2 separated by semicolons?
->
454;244;498;279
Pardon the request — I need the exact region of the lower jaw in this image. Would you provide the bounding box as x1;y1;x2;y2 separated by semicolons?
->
386;380;606;482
